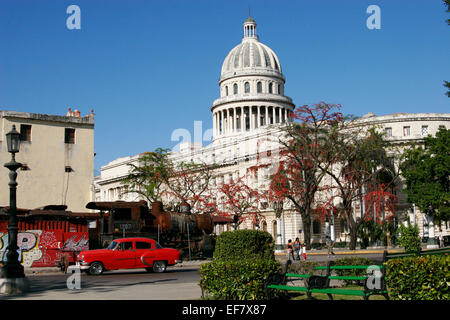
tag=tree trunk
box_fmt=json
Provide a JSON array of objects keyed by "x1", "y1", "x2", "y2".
[{"x1": 301, "y1": 213, "x2": 312, "y2": 250}]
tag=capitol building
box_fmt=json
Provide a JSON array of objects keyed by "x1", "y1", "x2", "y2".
[{"x1": 93, "y1": 17, "x2": 450, "y2": 247}]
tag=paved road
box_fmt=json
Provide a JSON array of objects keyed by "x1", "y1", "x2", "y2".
[
  {"x1": 0, "y1": 250, "x2": 388, "y2": 300},
  {"x1": 1, "y1": 265, "x2": 203, "y2": 300}
]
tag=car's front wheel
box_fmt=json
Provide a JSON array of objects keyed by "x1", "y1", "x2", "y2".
[
  {"x1": 89, "y1": 261, "x2": 104, "y2": 275},
  {"x1": 152, "y1": 261, "x2": 167, "y2": 273}
]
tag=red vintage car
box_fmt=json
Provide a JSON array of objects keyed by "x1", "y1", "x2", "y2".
[{"x1": 76, "y1": 237, "x2": 181, "y2": 275}]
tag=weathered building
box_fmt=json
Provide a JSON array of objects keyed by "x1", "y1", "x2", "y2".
[{"x1": 0, "y1": 108, "x2": 95, "y2": 213}]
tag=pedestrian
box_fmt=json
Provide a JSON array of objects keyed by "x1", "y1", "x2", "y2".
[
  {"x1": 439, "y1": 230, "x2": 444, "y2": 248},
  {"x1": 302, "y1": 244, "x2": 307, "y2": 260},
  {"x1": 286, "y1": 239, "x2": 295, "y2": 261},
  {"x1": 294, "y1": 238, "x2": 301, "y2": 260},
  {"x1": 326, "y1": 235, "x2": 335, "y2": 255}
]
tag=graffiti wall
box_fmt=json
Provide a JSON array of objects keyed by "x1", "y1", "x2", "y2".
[{"x1": 0, "y1": 230, "x2": 89, "y2": 267}]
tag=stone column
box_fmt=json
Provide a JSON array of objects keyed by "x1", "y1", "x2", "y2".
[
  {"x1": 272, "y1": 106, "x2": 276, "y2": 125},
  {"x1": 241, "y1": 106, "x2": 245, "y2": 132},
  {"x1": 249, "y1": 106, "x2": 254, "y2": 130},
  {"x1": 257, "y1": 106, "x2": 260, "y2": 128},
  {"x1": 278, "y1": 107, "x2": 282, "y2": 124},
  {"x1": 265, "y1": 106, "x2": 269, "y2": 126}
]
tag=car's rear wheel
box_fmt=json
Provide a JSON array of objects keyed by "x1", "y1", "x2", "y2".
[
  {"x1": 152, "y1": 261, "x2": 167, "y2": 273},
  {"x1": 89, "y1": 262, "x2": 104, "y2": 275}
]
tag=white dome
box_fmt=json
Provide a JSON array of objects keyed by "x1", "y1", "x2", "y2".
[{"x1": 220, "y1": 18, "x2": 284, "y2": 82}]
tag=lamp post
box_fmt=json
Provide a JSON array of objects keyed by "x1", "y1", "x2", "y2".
[
  {"x1": 273, "y1": 200, "x2": 284, "y2": 252},
  {"x1": 0, "y1": 125, "x2": 29, "y2": 294}
]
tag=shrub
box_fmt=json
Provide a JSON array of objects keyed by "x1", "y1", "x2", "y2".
[
  {"x1": 398, "y1": 224, "x2": 422, "y2": 254},
  {"x1": 334, "y1": 256, "x2": 377, "y2": 285},
  {"x1": 199, "y1": 259, "x2": 282, "y2": 300},
  {"x1": 385, "y1": 254, "x2": 449, "y2": 300},
  {"x1": 200, "y1": 230, "x2": 280, "y2": 300},
  {"x1": 212, "y1": 229, "x2": 275, "y2": 262}
]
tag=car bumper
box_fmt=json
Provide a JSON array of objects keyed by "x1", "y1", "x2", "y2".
[{"x1": 76, "y1": 262, "x2": 90, "y2": 270}]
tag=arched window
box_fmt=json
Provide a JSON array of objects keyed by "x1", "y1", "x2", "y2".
[
  {"x1": 225, "y1": 86, "x2": 228, "y2": 96},
  {"x1": 269, "y1": 83, "x2": 273, "y2": 94},
  {"x1": 244, "y1": 82, "x2": 250, "y2": 93},
  {"x1": 233, "y1": 83, "x2": 238, "y2": 94},
  {"x1": 257, "y1": 81, "x2": 262, "y2": 93}
]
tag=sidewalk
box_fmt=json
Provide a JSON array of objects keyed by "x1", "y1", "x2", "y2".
[{"x1": 274, "y1": 246, "x2": 404, "y2": 256}]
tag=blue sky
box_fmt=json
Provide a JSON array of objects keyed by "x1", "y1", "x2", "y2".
[{"x1": 1, "y1": 0, "x2": 449, "y2": 173}]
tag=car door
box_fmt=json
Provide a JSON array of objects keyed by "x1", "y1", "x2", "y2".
[
  {"x1": 135, "y1": 240, "x2": 154, "y2": 268},
  {"x1": 111, "y1": 241, "x2": 136, "y2": 269}
]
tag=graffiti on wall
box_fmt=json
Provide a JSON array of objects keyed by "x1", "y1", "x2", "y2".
[{"x1": 0, "y1": 230, "x2": 89, "y2": 267}]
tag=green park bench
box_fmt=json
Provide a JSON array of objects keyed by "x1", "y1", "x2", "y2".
[{"x1": 265, "y1": 260, "x2": 389, "y2": 300}]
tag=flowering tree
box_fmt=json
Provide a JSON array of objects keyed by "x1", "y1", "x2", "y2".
[
  {"x1": 268, "y1": 102, "x2": 345, "y2": 249},
  {"x1": 122, "y1": 148, "x2": 172, "y2": 203},
  {"x1": 163, "y1": 160, "x2": 218, "y2": 214},
  {"x1": 122, "y1": 148, "x2": 217, "y2": 213},
  {"x1": 215, "y1": 170, "x2": 266, "y2": 229},
  {"x1": 318, "y1": 126, "x2": 399, "y2": 250}
]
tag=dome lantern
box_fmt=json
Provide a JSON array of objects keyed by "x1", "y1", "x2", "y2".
[{"x1": 243, "y1": 16, "x2": 258, "y2": 40}]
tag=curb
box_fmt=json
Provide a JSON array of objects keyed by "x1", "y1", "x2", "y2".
[{"x1": 275, "y1": 249, "x2": 404, "y2": 256}]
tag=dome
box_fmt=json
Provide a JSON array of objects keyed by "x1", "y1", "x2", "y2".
[{"x1": 220, "y1": 17, "x2": 283, "y2": 82}]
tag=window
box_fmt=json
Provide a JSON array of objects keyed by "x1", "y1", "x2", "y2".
[
  {"x1": 225, "y1": 86, "x2": 228, "y2": 96},
  {"x1": 257, "y1": 81, "x2": 262, "y2": 93},
  {"x1": 135, "y1": 241, "x2": 152, "y2": 249},
  {"x1": 20, "y1": 124, "x2": 32, "y2": 142},
  {"x1": 278, "y1": 84, "x2": 281, "y2": 94},
  {"x1": 385, "y1": 127, "x2": 392, "y2": 137},
  {"x1": 403, "y1": 126, "x2": 410, "y2": 137},
  {"x1": 269, "y1": 83, "x2": 273, "y2": 94},
  {"x1": 312, "y1": 220, "x2": 321, "y2": 234},
  {"x1": 421, "y1": 125, "x2": 429, "y2": 136},
  {"x1": 244, "y1": 82, "x2": 250, "y2": 93},
  {"x1": 65, "y1": 128, "x2": 75, "y2": 144},
  {"x1": 119, "y1": 241, "x2": 133, "y2": 250},
  {"x1": 233, "y1": 83, "x2": 238, "y2": 94}
]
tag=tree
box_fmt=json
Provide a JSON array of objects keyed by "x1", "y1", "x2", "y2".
[
  {"x1": 269, "y1": 102, "x2": 345, "y2": 249},
  {"x1": 122, "y1": 148, "x2": 172, "y2": 203},
  {"x1": 319, "y1": 126, "x2": 399, "y2": 250},
  {"x1": 163, "y1": 160, "x2": 218, "y2": 214},
  {"x1": 400, "y1": 128, "x2": 450, "y2": 223},
  {"x1": 122, "y1": 148, "x2": 217, "y2": 214},
  {"x1": 216, "y1": 171, "x2": 266, "y2": 229}
]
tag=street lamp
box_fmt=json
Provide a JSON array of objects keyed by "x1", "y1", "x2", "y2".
[
  {"x1": 273, "y1": 200, "x2": 284, "y2": 252},
  {"x1": 0, "y1": 125, "x2": 29, "y2": 294}
]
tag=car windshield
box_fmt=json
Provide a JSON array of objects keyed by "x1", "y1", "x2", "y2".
[
  {"x1": 107, "y1": 241, "x2": 118, "y2": 250},
  {"x1": 155, "y1": 242, "x2": 162, "y2": 249}
]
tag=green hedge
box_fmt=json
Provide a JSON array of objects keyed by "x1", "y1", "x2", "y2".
[
  {"x1": 199, "y1": 259, "x2": 282, "y2": 300},
  {"x1": 212, "y1": 229, "x2": 275, "y2": 261},
  {"x1": 200, "y1": 230, "x2": 281, "y2": 300},
  {"x1": 385, "y1": 254, "x2": 449, "y2": 300}
]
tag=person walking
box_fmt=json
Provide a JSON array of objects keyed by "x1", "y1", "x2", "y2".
[
  {"x1": 294, "y1": 238, "x2": 301, "y2": 260},
  {"x1": 286, "y1": 239, "x2": 295, "y2": 261},
  {"x1": 439, "y1": 230, "x2": 444, "y2": 248}
]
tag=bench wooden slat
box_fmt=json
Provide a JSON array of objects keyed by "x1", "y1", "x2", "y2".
[
  {"x1": 267, "y1": 285, "x2": 308, "y2": 292},
  {"x1": 310, "y1": 288, "x2": 365, "y2": 296},
  {"x1": 328, "y1": 276, "x2": 367, "y2": 280},
  {"x1": 285, "y1": 273, "x2": 310, "y2": 278},
  {"x1": 315, "y1": 265, "x2": 383, "y2": 270}
]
